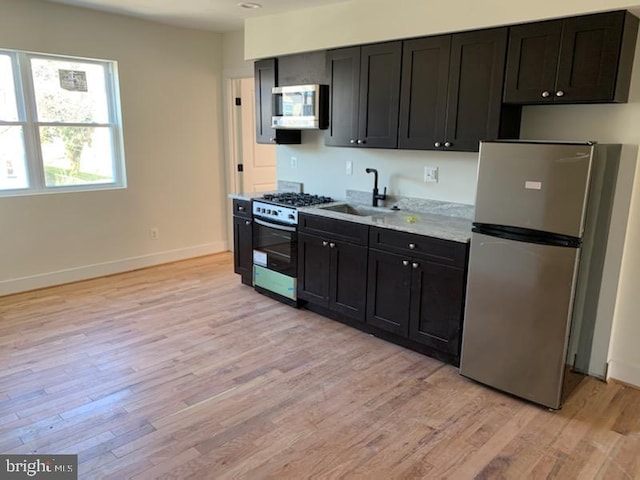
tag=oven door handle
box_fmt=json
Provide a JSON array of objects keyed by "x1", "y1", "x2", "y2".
[{"x1": 254, "y1": 218, "x2": 297, "y2": 232}]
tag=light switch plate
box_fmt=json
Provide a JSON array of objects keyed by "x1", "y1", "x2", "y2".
[{"x1": 424, "y1": 166, "x2": 439, "y2": 183}]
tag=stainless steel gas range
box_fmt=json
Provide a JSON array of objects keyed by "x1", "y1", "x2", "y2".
[{"x1": 251, "y1": 193, "x2": 333, "y2": 305}]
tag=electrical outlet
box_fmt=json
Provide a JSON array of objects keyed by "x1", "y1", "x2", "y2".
[
  {"x1": 346, "y1": 160, "x2": 353, "y2": 175},
  {"x1": 150, "y1": 227, "x2": 159, "y2": 240},
  {"x1": 424, "y1": 166, "x2": 439, "y2": 183},
  {"x1": 290, "y1": 156, "x2": 298, "y2": 169}
]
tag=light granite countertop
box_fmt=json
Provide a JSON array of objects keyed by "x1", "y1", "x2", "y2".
[
  {"x1": 299, "y1": 202, "x2": 472, "y2": 243},
  {"x1": 230, "y1": 189, "x2": 473, "y2": 244}
]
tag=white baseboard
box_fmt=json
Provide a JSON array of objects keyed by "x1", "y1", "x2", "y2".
[
  {"x1": 0, "y1": 241, "x2": 228, "y2": 297},
  {"x1": 607, "y1": 360, "x2": 640, "y2": 388}
]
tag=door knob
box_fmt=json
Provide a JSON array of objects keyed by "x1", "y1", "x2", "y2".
[
  {"x1": 444, "y1": 142, "x2": 452, "y2": 148},
  {"x1": 434, "y1": 142, "x2": 441, "y2": 148},
  {"x1": 555, "y1": 90, "x2": 565, "y2": 97},
  {"x1": 402, "y1": 260, "x2": 409, "y2": 266},
  {"x1": 329, "y1": 242, "x2": 336, "y2": 248},
  {"x1": 322, "y1": 241, "x2": 328, "y2": 247},
  {"x1": 350, "y1": 139, "x2": 356, "y2": 144},
  {"x1": 412, "y1": 262, "x2": 419, "y2": 269},
  {"x1": 541, "y1": 91, "x2": 550, "y2": 98}
]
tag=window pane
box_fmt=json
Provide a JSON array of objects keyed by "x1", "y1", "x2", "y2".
[
  {"x1": 41, "y1": 126, "x2": 115, "y2": 186},
  {"x1": 31, "y1": 58, "x2": 109, "y2": 123},
  {"x1": 0, "y1": 54, "x2": 19, "y2": 121},
  {"x1": 0, "y1": 126, "x2": 29, "y2": 190}
]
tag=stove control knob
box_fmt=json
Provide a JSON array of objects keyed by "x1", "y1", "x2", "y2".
[
  {"x1": 267, "y1": 209, "x2": 272, "y2": 214},
  {"x1": 288, "y1": 214, "x2": 295, "y2": 220},
  {"x1": 272, "y1": 211, "x2": 278, "y2": 216}
]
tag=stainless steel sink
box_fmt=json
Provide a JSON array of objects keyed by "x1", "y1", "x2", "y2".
[{"x1": 318, "y1": 203, "x2": 386, "y2": 216}]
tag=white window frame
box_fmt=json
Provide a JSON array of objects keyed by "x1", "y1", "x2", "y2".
[{"x1": 0, "y1": 49, "x2": 126, "y2": 196}]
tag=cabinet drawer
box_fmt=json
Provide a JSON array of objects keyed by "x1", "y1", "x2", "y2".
[
  {"x1": 233, "y1": 199, "x2": 251, "y2": 218},
  {"x1": 299, "y1": 213, "x2": 369, "y2": 245},
  {"x1": 369, "y1": 227, "x2": 467, "y2": 267}
]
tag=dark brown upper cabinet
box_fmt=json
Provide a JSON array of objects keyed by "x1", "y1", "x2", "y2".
[
  {"x1": 253, "y1": 58, "x2": 301, "y2": 145},
  {"x1": 326, "y1": 42, "x2": 402, "y2": 149},
  {"x1": 399, "y1": 28, "x2": 521, "y2": 152},
  {"x1": 504, "y1": 11, "x2": 639, "y2": 104}
]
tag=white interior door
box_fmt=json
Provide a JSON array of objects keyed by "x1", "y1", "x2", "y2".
[{"x1": 240, "y1": 78, "x2": 276, "y2": 194}]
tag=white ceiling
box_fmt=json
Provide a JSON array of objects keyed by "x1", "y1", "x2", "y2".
[{"x1": 44, "y1": 0, "x2": 350, "y2": 32}]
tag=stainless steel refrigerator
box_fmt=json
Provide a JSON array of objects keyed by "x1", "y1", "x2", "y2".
[{"x1": 459, "y1": 141, "x2": 620, "y2": 409}]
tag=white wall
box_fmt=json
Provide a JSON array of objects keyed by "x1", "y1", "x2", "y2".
[
  {"x1": 0, "y1": 0, "x2": 226, "y2": 295},
  {"x1": 245, "y1": 0, "x2": 640, "y2": 59},
  {"x1": 277, "y1": 133, "x2": 478, "y2": 205},
  {"x1": 245, "y1": 1, "x2": 640, "y2": 387}
]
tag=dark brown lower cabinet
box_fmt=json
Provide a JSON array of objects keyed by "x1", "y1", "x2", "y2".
[
  {"x1": 232, "y1": 201, "x2": 253, "y2": 286},
  {"x1": 366, "y1": 249, "x2": 411, "y2": 336},
  {"x1": 367, "y1": 248, "x2": 466, "y2": 358},
  {"x1": 298, "y1": 232, "x2": 368, "y2": 321}
]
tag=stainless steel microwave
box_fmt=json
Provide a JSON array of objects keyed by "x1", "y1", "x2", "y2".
[{"x1": 271, "y1": 84, "x2": 328, "y2": 129}]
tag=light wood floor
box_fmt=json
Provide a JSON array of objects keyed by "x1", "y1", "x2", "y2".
[{"x1": 1, "y1": 253, "x2": 639, "y2": 479}]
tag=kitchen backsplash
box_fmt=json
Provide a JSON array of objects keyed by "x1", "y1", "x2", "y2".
[{"x1": 276, "y1": 130, "x2": 479, "y2": 205}]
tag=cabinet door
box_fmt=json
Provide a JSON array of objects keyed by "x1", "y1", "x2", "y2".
[
  {"x1": 233, "y1": 216, "x2": 253, "y2": 285},
  {"x1": 330, "y1": 242, "x2": 368, "y2": 322},
  {"x1": 325, "y1": 47, "x2": 360, "y2": 147},
  {"x1": 366, "y1": 249, "x2": 411, "y2": 336},
  {"x1": 445, "y1": 28, "x2": 508, "y2": 152},
  {"x1": 556, "y1": 11, "x2": 627, "y2": 103},
  {"x1": 398, "y1": 36, "x2": 450, "y2": 150},
  {"x1": 254, "y1": 58, "x2": 277, "y2": 144},
  {"x1": 358, "y1": 42, "x2": 402, "y2": 148},
  {"x1": 298, "y1": 233, "x2": 331, "y2": 308},
  {"x1": 503, "y1": 20, "x2": 562, "y2": 104},
  {"x1": 409, "y1": 261, "x2": 465, "y2": 356}
]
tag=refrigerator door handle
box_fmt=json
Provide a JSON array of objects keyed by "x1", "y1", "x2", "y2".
[{"x1": 472, "y1": 223, "x2": 581, "y2": 248}]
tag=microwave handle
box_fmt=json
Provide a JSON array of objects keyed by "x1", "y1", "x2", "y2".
[{"x1": 254, "y1": 218, "x2": 297, "y2": 232}]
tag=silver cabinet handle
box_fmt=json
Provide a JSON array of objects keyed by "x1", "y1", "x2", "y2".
[
  {"x1": 408, "y1": 243, "x2": 416, "y2": 249},
  {"x1": 238, "y1": 205, "x2": 245, "y2": 211},
  {"x1": 244, "y1": 220, "x2": 251, "y2": 225},
  {"x1": 542, "y1": 91, "x2": 550, "y2": 98},
  {"x1": 444, "y1": 142, "x2": 452, "y2": 148},
  {"x1": 269, "y1": 137, "x2": 276, "y2": 142},
  {"x1": 356, "y1": 139, "x2": 364, "y2": 145},
  {"x1": 434, "y1": 142, "x2": 441, "y2": 148},
  {"x1": 556, "y1": 90, "x2": 565, "y2": 97},
  {"x1": 350, "y1": 139, "x2": 356, "y2": 144},
  {"x1": 322, "y1": 241, "x2": 328, "y2": 247},
  {"x1": 329, "y1": 242, "x2": 336, "y2": 248},
  {"x1": 412, "y1": 262, "x2": 419, "y2": 269},
  {"x1": 402, "y1": 260, "x2": 409, "y2": 267}
]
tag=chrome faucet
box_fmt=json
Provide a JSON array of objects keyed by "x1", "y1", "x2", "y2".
[{"x1": 365, "y1": 168, "x2": 387, "y2": 207}]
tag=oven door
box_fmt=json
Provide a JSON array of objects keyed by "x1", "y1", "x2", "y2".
[{"x1": 252, "y1": 217, "x2": 297, "y2": 277}]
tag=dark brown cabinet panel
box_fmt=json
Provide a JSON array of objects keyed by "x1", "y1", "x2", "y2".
[
  {"x1": 505, "y1": 11, "x2": 639, "y2": 104},
  {"x1": 232, "y1": 199, "x2": 253, "y2": 286},
  {"x1": 298, "y1": 232, "x2": 331, "y2": 308},
  {"x1": 366, "y1": 249, "x2": 411, "y2": 336},
  {"x1": 298, "y1": 215, "x2": 369, "y2": 321},
  {"x1": 398, "y1": 36, "x2": 450, "y2": 150},
  {"x1": 399, "y1": 28, "x2": 519, "y2": 152},
  {"x1": 325, "y1": 47, "x2": 360, "y2": 147},
  {"x1": 410, "y1": 260, "x2": 465, "y2": 355},
  {"x1": 254, "y1": 58, "x2": 277, "y2": 144},
  {"x1": 326, "y1": 42, "x2": 402, "y2": 148},
  {"x1": 254, "y1": 58, "x2": 301, "y2": 145}
]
